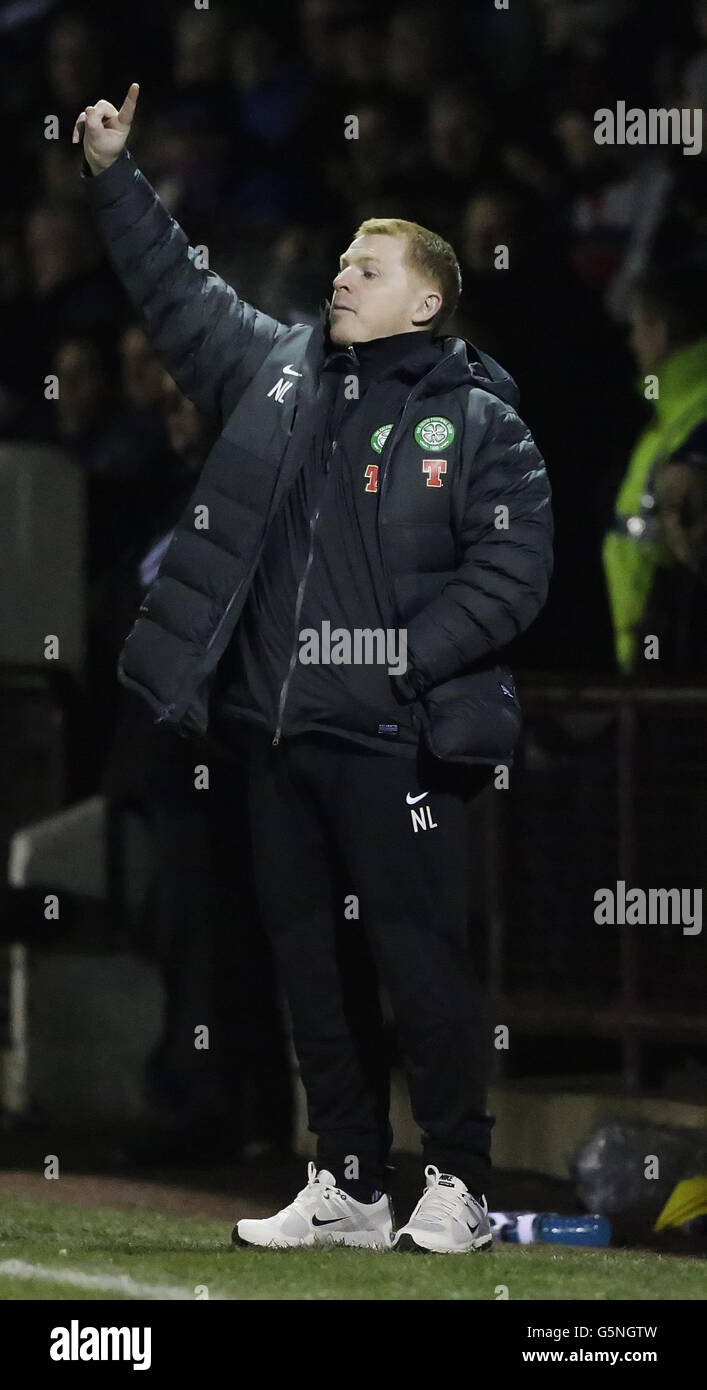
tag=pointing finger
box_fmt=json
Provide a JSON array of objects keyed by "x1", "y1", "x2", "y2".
[{"x1": 118, "y1": 82, "x2": 140, "y2": 128}]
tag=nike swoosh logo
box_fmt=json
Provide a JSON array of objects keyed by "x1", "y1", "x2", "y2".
[
  {"x1": 283, "y1": 364, "x2": 303, "y2": 376},
  {"x1": 311, "y1": 1214, "x2": 347, "y2": 1227},
  {"x1": 406, "y1": 791, "x2": 429, "y2": 805}
]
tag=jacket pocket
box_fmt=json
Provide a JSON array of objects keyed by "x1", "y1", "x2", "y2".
[{"x1": 419, "y1": 664, "x2": 522, "y2": 764}]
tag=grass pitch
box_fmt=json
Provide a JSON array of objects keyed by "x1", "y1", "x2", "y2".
[{"x1": 0, "y1": 1195, "x2": 705, "y2": 1300}]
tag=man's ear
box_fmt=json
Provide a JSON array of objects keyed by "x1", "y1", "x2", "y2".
[{"x1": 413, "y1": 290, "x2": 442, "y2": 327}]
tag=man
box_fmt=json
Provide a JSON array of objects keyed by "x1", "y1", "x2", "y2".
[
  {"x1": 75, "y1": 83, "x2": 553, "y2": 1254},
  {"x1": 603, "y1": 264, "x2": 707, "y2": 676}
]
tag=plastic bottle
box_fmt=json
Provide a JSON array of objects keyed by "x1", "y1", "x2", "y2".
[{"x1": 488, "y1": 1211, "x2": 611, "y2": 1246}]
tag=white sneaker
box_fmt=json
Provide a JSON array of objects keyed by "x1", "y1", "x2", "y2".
[
  {"x1": 233, "y1": 1162, "x2": 394, "y2": 1250},
  {"x1": 392, "y1": 1165, "x2": 493, "y2": 1254}
]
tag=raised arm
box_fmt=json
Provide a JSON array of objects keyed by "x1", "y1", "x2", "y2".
[{"x1": 73, "y1": 84, "x2": 287, "y2": 424}]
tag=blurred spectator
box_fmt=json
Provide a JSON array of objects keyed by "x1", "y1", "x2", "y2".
[
  {"x1": 383, "y1": 6, "x2": 454, "y2": 95},
  {"x1": 228, "y1": 23, "x2": 310, "y2": 147},
  {"x1": 299, "y1": 0, "x2": 360, "y2": 74},
  {"x1": 44, "y1": 331, "x2": 172, "y2": 590},
  {"x1": 458, "y1": 177, "x2": 635, "y2": 669},
  {"x1": 400, "y1": 86, "x2": 498, "y2": 242},
  {"x1": 50, "y1": 332, "x2": 163, "y2": 475},
  {"x1": 551, "y1": 101, "x2": 673, "y2": 316},
  {"x1": 38, "y1": 141, "x2": 81, "y2": 201},
  {"x1": 135, "y1": 111, "x2": 229, "y2": 226},
  {"x1": 532, "y1": 0, "x2": 650, "y2": 113},
  {"x1": 331, "y1": 13, "x2": 386, "y2": 90},
  {"x1": 26, "y1": 200, "x2": 94, "y2": 296},
  {"x1": 655, "y1": 433, "x2": 707, "y2": 581},
  {"x1": 46, "y1": 11, "x2": 104, "y2": 119},
  {"x1": 646, "y1": 7, "x2": 707, "y2": 290},
  {"x1": 325, "y1": 100, "x2": 413, "y2": 230},
  {"x1": 216, "y1": 19, "x2": 322, "y2": 232},
  {"x1": 173, "y1": 6, "x2": 231, "y2": 88},
  {"x1": 24, "y1": 199, "x2": 127, "y2": 373},
  {"x1": 258, "y1": 225, "x2": 334, "y2": 324},
  {"x1": 683, "y1": 0, "x2": 707, "y2": 109},
  {"x1": 52, "y1": 335, "x2": 116, "y2": 456},
  {"x1": 639, "y1": 447, "x2": 707, "y2": 677},
  {"x1": 119, "y1": 323, "x2": 163, "y2": 410},
  {"x1": 603, "y1": 262, "x2": 707, "y2": 676}
]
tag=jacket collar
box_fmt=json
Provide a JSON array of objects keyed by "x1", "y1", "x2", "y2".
[
  {"x1": 316, "y1": 298, "x2": 520, "y2": 407},
  {"x1": 317, "y1": 296, "x2": 469, "y2": 396}
]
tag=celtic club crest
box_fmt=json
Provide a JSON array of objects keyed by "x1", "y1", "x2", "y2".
[
  {"x1": 370, "y1": 423, "x2": 393, "y2": 454},
  {"x1": 414, "y1": 416, "x2": 455, "y2": 451}
]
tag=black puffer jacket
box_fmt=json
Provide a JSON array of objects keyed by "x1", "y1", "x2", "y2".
[{"x1": 82, "y1": 148, "x2": 553, "y2": 765}]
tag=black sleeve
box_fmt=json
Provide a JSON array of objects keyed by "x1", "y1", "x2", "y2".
[
  {"x1": 80, "y1": 149, "x2": 288, "y2": 425},
  {"x1": 392, "y1": 397, "x2": 554, "y2": 692}
]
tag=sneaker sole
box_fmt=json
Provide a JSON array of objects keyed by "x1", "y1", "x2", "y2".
[
  {"x1": 232, "y1": 1225, "x2": 392, "y2": 1251},
  {"x1": 393, "y1": 1232, "x2": 494, "y2": 1255}
]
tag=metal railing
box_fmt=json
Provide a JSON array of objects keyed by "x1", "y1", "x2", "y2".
[{"x1": 483, "y1": 679, "x2": 707, "y2": 1093}]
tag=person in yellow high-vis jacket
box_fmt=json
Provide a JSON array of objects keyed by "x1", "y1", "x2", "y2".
[{"x1": 603, "y1": 265, "x2": 707, "y2": 675}]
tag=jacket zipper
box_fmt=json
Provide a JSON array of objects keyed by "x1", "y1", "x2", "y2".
[
  {"x1": 271, "y1": 440, "x2": 337, "y2": 746},
  {"x1": 271, "y1": 346, "x2": 356, "y2": 746}
]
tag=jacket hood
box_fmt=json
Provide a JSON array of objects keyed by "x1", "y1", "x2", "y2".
[
  {"x1": 462, "y1": 340, "x2": 520, "y2": 409},
  {"x1": 317, "y1": 297, "x2": 520, "y2": 409}
]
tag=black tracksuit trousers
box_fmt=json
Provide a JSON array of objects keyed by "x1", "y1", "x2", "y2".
[{"x1": 242, "y1": 725, "x2": 496, "y2": 1195}]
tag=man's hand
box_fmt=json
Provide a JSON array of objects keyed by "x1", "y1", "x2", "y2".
[{"x1": 72, "y1": 82, "x2": 140, "y2": 175}]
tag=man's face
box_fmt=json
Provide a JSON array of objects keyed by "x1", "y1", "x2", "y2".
[{"x1": 329, "y1": 233, "x2": 440, "y2": 344}]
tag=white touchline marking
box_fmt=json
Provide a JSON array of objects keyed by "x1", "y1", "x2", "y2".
[{"x1": 0, "y1": 1259, "x2": 227, "y2": 1301}]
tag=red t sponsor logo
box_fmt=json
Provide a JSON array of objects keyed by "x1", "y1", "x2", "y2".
[
  {"x1": 422, "y1": 458, "x2": 447, "y2": 487},
  {"x1": 364, "y1": 463, "x2": 379, "y2": 492}
]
